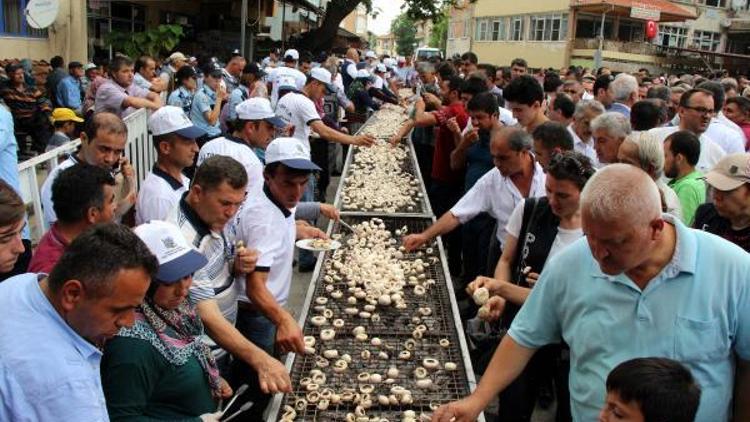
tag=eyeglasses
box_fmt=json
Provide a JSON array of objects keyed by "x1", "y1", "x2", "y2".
[{"x1": 683, "y1": 105, "x2": 715, "y2": 116}]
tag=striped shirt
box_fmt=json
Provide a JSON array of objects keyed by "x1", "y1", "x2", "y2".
[{"x1": 0, "y1": 84, "x2": 52, "y2": 120}]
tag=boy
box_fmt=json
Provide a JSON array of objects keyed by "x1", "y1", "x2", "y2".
[
  {"x1": 47, "y1": 108, "x2": 83, "y2": 151},
  {"x1": 600, "y1": 357, "x2": 701, "y2": 422}
]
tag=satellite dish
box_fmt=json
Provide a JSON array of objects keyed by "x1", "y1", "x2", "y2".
[{"x1": 25, "y1": 0, "x2": 59, "y2": 29}]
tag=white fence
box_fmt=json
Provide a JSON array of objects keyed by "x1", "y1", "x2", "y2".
[{"x1": 17, "y1": 108, "x2": 156, "y2": 243}]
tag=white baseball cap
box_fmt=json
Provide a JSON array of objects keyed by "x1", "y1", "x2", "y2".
[
  {"x1": 365, "y1": 51, "x2": 377, "y2": 59},
  {"x1": 134, "y1": 221, "x2": 208, "y2": 283},
  {"x1": 265, "y1": 137, "x2": 321, "y2": 171},
  {"x1": 375, "y1": 63, "x2": 387, "y2": 73},
  {"x1": 168, "y1": 52, "x2": 187, "y2": 63},
  {"x1": 148, "y1": 106, "x2": 206, "y2": 138},
  {"x1": 356, "y1": 69, "x2": 373, "y2": 80},
  {"x1": 283, "y1": 49, "x2": 299, "y2": 61},
  {"x1": 236, "y1": 98, "x2": 287, "y2": 128},
  {"x1": 310, "y1": 67, "x2": 335, "y2": 94}
]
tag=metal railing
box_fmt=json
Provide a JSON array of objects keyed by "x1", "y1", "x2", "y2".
[{"x1": 17, "y1": 108, "x2": 155, "y2": 242}]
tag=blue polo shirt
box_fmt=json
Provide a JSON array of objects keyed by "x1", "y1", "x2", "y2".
[
  {"x1": 509, "y1": 215, "x2": 750, "y2": 421},
  {"x1": 190, "y1": 85, "x2": 221, "y2": 137}
]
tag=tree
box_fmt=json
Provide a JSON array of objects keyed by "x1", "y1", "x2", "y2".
[
  {"x1": 105, "y1": 24, "x2": 185, "y2": 59},
  {"x1": 297, "y1": 0, "x2": 474, "y2": 52},
  {"x1": 429, "y1": 7, "x2": 449, "y2": 51},
  {"x1": 391, "y1": 13, "x2": 418, "y2": 57}
]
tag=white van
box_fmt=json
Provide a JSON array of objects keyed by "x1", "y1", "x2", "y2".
[{"x1": 414, "y1": 47, "x2": 443, "y2": 62}]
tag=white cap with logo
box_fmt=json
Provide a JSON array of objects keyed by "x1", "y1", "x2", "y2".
[
  {"x1": 283, "y1": 49, "x2": 299, "y2": 61},
  {"x1": 235, "y1": 98, "x2": 287, "y2": 128},
  {"x1": 134, "y1": 221, "x2": 208, "y2": 283},
  {"x1": 265, "y1": 137, "x2": 321, "y2": 171},
  {"x1": 310, "y1": 67, "x2": 335, "y2": 93},
  {"x1": 148, "y1": 106, "x2": 206, "y2": 138}
]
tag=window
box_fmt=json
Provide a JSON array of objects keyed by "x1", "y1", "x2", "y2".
[
  {"x1": 698, "y1": 0, "x2": 726, "y2": 7},
  {"x1": 475, "y1": 17, "x2": 506, "y2": 41},
  {"x1": 475, "y1": 18, "x2": 488, "y2": 41},
  {"x1": 529, "y1": 14, "x2": 568, "y2": 41},
  {"x1": 618, "y1": 19, "x2": 644, "y2": 42},
  {"x1": 1, "y1": 0, "x2": 48, "y2": 37},
  {"x1": 491, "y1": 18, "x2": 505, "y2": 41},
  {"x1": 511, "y1": 16, "x2": 524, "y2": 41},
  {"x1": 693, "y1": 30, "x2": 721, "y2": 51},
  {"x1": 657, "y1": 25, "x2": 687, "y2": 48}
]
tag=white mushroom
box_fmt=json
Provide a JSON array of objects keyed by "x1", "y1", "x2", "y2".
[{"x1": 472, "y1": 286, "x2": 490, "y2": 306}]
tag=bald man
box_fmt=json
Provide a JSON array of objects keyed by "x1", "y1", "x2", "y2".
[
  {"x1": 341, "y1": 48, "x2": 360, "y2": 92},
  {"x1": 433, "y1": 164, "x2": 750, "y2": 422}
]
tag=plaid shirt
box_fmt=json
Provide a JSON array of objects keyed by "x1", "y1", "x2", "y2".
[{"x1": 0, "y1": 84, "x2": 52, "y2": 121}]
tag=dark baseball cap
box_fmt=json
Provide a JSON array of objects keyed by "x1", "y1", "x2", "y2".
[{"x1": 243, "y1": 62, "x2": 265, "y2": 77}]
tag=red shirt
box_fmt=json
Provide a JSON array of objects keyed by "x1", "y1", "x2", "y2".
[
  {"x1": 431, "y1": 101, "x2": 469, "y2": 185},
  {"x1": 28, "y1": 224, "x2": 69, "y2": 274},
  {"x1": 740, "y1": 122, "x2": 750, "y2": 151}
]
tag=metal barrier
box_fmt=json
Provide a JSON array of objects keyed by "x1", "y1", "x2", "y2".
[{"x1": 17, "y1": 108, "x2": 155, "y2": 242}]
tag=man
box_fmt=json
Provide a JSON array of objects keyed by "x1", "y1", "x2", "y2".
[
  {"x1": 593, "y1": 74, "x2": 614, "y2": 109},
  {"x1": 223, "y1": 62, "x2": 268, "y2": 129},
  {"x1": 159, "y1": 51, "x2": 188, "y2": 92},
  {"x1": 724, "y1": 96, "x2": 750, "y2": 148},
  {"x1": 630, "y1": 99, "x2": 663, "y2": 131},
  {"x1": 548, "y1": 94, "x2": 575, "y2": 126},
  {"x1": 404, "y1": 128, "x2": 546, "y2": 260},
  {"x1": 275, "y1": 67, "x2": 374, "y2": 153},
  {"x1": 199, "y1": 97, "x2": 286, "y2": 197},
  {"x1": 167, "y1": 155, "x2": 291, "y2": 395},
  {"x1": 0, "y1": 223, "x2": 157, "y2": 420},
  {"x1": 531, "y1": 121, "x2": 574, "y2": 170},
  {"x1": 95, "y1": 55, "x2": 162, "y2": 118},
  {"x1": 592, "y1": 111, "x2": 631, "y2": 165},
  {"x1": 261, "y1": 48, "x2": 279, "y2": 69},
  {"x1": 232, "y1": 137, "x2": 322, "y2": 418},
  {"x1": 581, "y1": 74, "x2": 596, "y2": 100},
  {"x1": 81, "y1": 62, "x2": 98, "y2": 95},
  {"x1": 136, "y1": 106, "x2": 206, "y2": 225},
  {"x1": 133, "y1": 55, "x2": 167, "y2": 93},
  {"x1": 649, "y1": 88, "x2": 726, "y2": 173},
  {"x1": 55, "y1": 61, "x2": 85, "y2": 114},
  {"x1": 694, "y1": 153, "x2": 750, "y2": 252},
  {"x1": 460, "y1": 52, "x2": 478, "y2": 77},
  {"x1": 433, "y1": 164, "x2": 750, "y2": 422},
  {"x1": 665, "y1": 131, "x2": 705, "y2": 226},
  {"x1": 608, "y1": 73, "x2": 639, "y2": 118},
  {"x1": 510, "y1": 58, "x2": 528, "y2": 80},
  {"x1": 569, "y1": 99, "x2": 605, "y2": 166},
  {"x1": 340, "y1": 48, "x2": 361, "y2": 92},
  {"x1": 412, "y1": 75, "x2": 470, "y2": 274},
  {"x1": 29, "y1": 164, "x2": 116, "y2": 273},
  {"x1": 697, "y1": 81, "x2": 745, "y2": 154},
  {"x1": 504, "y1": 75, "x2": 549, "y2": 134},
  {"x1": 0, "y1": 180, "x2": 27, "y2": 276},
  {"x1": 41, "y1": 112, "x2": 136, "y2": 226},
  {"x1": 46, "y1": 56, "x2": 67, "y2": 104},
  {"x1": 47, "y1": 107, "x2": 83, "y2": 151},
  {"x1": 1, "y1": 63, "x2": 53, "y2": 154},
  {"x1": 266, "y1": 49, "x2": 307, "y2": 106},
  {"x1": 561, "y1": 79, "x2": 583, "y2": 103},
  {"x1": 223, "y1": 54, "x2": 246, "y2": 93}
]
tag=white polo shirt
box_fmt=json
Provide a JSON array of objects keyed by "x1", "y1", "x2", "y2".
[
  {"x1": 648, "y1": 126, "x2": 726, "y2": 173},
  {"x1": 40, "y1": 155, "x2": 77, "y2": 226},
  {"x1": 197, "y1": 135, "x2": 264, "y2": 197},
  {"x1": 234, "y1": 185, "x2": 296, "y2": 306},
  {"x1": 135, "y1": 166, "x2": 189, "y2": 225},
  {"x1": 267, "y1": 66, "x2": 307, "y2": 106},
  {"x1": 705, "y1": 118, "x2": 745, "y2": 154},
  {"x1": 567, "y1": 124, "x2": 600, "y2": 167},
  {"x1": 275, "y1": 92, "x2": 321, "y2": 153},
  {"x1": 167, "y1": 196, "x2": 239, "y2": 323},
  {"x1": 450, "y1": 161, "x2": 547, "y2": 246}
]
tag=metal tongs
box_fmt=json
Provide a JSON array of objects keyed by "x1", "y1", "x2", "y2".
[
  {"x1": 217, "y1": 384, "x2": 250, "y2": 421},
  {"x1": 338, "y1": 219, "x2": 356, "y2": 233}
]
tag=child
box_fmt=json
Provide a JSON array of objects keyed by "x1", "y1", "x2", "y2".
[
  {"x1": 600, "y1": 357, "x2": 701, "y2": 422},
  {"x1": 47, "y1": 108, "x2": 83, "y2": 151}
]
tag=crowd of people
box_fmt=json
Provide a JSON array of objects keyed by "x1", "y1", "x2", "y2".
[{"x1": 0, "y1": 44, "x2": 749, "y2": 422}]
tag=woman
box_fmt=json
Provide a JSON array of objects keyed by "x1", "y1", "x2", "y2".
[
  {"x1": 467, "y1": 151, "x2": 596, "y2": 422},
  {"x1": 190, "y1": 65, "x2": 227, "y2": 145},
  {"x1": 102, "y1": 221, "x2": 232, "y2": 421},
  {"x1": 168, "y1": 65, "x2": 198, "y2": 115}
]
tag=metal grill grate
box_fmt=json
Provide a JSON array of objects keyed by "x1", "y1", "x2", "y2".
[{"x1": 271, "y1": 216, "x2": 474, "y2": 421}]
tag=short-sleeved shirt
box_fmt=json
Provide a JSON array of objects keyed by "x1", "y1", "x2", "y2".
[
  {"x1": 431, "y1": 102, "x2": 469, "y2": 185},
  {"x1": 226, "y1": 85, "x2": 250, "y2": 123},
  {"x1": 234, "y1": 185, "x2": 296, "y2": 306},
  {"x1": 505, "y1": 199, "x2": 583, "y2": 262},
  {"x1": 167, "y1": 87, "x2": 194, "y2": 114},
  {"x1": 668, "y1": 170, "x2": 706, "y2": 226},
  {"x1": 508, "y1": 214, "x2": 750, "y2": 421},
  {"x1": 0, "y1": 107, "x2": 29, "y2": 239},
  {"x1": 275, "y1": 92, "x2": 321, "y2": 153},
  {"x1": 190, "y1": 85, "x2": 222, "y2": 137},
  {"x1": 133, "y1": 72, "x2": 153, "y2": 91},
  {"x1": 55, "y1": 76, "x2": 83, "y2": 111},
  {"x1": 135, "y1": 166, "x2": 190, "y2": 225},
  {"x1": 568, "y1": 124, "x2": 599, "y2": 167},
  {"x1": 95, "y1": 79, "x2": 150, "y2": 118},
  {"x1": 40, "y1": 155, "x2": 77, "y2": 226},
  {"x1": 464, "y1": 129, "x2": 494, "y2": 191},
  {"x1": 706, "y1": 117, "x2": 745, "y2": 154},
  {"x1": 46, "y1": 131, "x2": 71, "y2": 151},
  {"x1": 27, "y1": 224, "x2": 68, "y2": 274},
  {"x1": 167, "y1": 195, "x2": 238, "y2": 323},
  {"x1": 649, "y1": 126, "x2": 726, "y2": 173},
  {"x1": 197, "y1": 135, "x2": 264, "y2": 197},
  {"x1": 266, "y1": 66, "x2": 307, "y2": 106},
  {"x1": 0, "y1": 273, "x2": 109, "y2": 421},
  {"x1": 451, "y1": 163, "x2": 547, "y2": 245}
]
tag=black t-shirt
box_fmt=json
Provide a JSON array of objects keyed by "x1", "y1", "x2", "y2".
[{"x1": 693, "y1": 203, "x2": 750, "y2": 252}]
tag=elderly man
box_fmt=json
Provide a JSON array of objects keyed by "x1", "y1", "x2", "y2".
[
  {"x1": 133, "y1": 55, "x2": 167, "y2": 93},
  {"x1": 0, "y1": 63, "x2": 53, "y2": 154},
  {"x1": 95, "y1": 55, "x2": 162, "y2": 118},
  {"x1": 0, "y1": 223, "x2": 157, "y2": 420},
  {"x1": 694, "y1": 153, "x2": 750, "y2": 252},
  {"x1": 223, "y1": 54, "x2": 246, "y2": 93},
  {"x1": 55, "y1": 61, "x2": 85, "y2": 114},
  {"x1": 617, "y1": 131, "x2": 682, "y2": 219},
  {"x1": 159, "y1": 51, "x2": 188, "y2": 91},
  {"x1": 591, "y1": 112, "x2": 631, "y2": 165},
  {"x1": 40, "y1": 112, "x2": 136, "y2": 227},
  {"x1": 433, "y1": 164, "x2": 750, "y2": 422},
  {"x1": 608, "y1": 73, "x2": 639, "y2": 118},
  {"x1": 340, "y1": 48, "x2": 361, "y2": 92},
  {"x1": 569, "y1": 99, "x2": 605, "y2": 165},
  {"x1": 649, "y1": 88, "x2": 726, "y2": 173}
]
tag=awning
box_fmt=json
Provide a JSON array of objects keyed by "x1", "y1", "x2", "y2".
[{"x1": 572, "y1": 0, "x2": 697, "y2": 23}]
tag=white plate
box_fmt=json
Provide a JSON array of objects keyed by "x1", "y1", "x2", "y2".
[{"x1": 295, "y1": 239, "x2": 341, "y2": 252}]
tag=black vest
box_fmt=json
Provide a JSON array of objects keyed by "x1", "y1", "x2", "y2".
[
  {"x1": 501, "y1": 197, "x2": 560, "y2": 329},
  {"x1": 340, "y1": 60, "x2": 354, "y2": 92}
]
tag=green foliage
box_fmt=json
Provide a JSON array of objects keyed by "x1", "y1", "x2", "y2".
[
  {"x1": 105, "y1": 24, "x2": 185, "y2": 59},
  {"x1": 429, "y1": 7, "x2": 449, "y2": 51},
  {"x1": 391, "y1": 13, "x2": 418, "y2": 57},
  {"x1": 403, "y1": 0, "x2": 476, "y2": 23}
]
